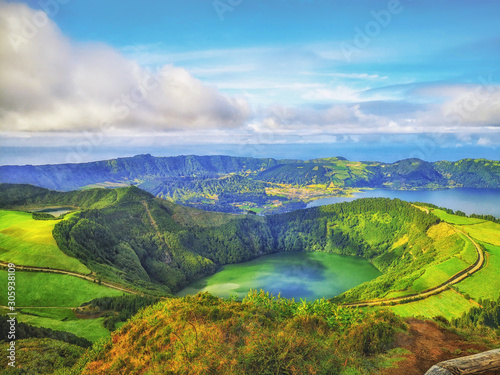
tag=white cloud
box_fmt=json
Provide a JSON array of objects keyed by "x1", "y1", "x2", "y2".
[
  {"x1": 477, "y1": 137, "x2": 492, "y2": 146},
  {"x1": 0, "y1": 2, "x2": 250, "y2": 133},
  {"x1": 0, "y1": 2, "x2": 498, "y2": 144}
]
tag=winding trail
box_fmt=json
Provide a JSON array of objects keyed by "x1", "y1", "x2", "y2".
[
  {"x1": 0, "y1": 261, "x2": 139, "y2": 296},
  {"x1": 344, "y1": 224, "x2": 484, "y2": 308}
]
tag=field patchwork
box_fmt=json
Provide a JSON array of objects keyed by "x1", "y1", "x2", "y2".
[{"x1": 386, "y1": 289, "x2": 476, "y2": 320}]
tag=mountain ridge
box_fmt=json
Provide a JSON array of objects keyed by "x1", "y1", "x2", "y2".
[{"x1": 1, "y1": 154, "x2": 498, "y2": 215}]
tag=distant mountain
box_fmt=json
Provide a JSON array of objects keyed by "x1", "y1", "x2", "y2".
[
  {"x1": 0, "y1": 154, "x2": 282, "y2": 191},
  {"x1": 0, "y1": 155, "x2": 498, "y2": 214}
]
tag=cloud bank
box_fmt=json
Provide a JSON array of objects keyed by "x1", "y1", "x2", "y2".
[
  {"x1": 0, "y1": 1, "x2": 499, "y2": 144},
  {"x1": 0, "y1": 1, "x2": 250, "y2": 133}
]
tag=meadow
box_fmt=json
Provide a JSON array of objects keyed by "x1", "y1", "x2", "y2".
[
  {"x1": 0, "y1": 210, "x2": 89, "y2": 273},
  {"x1": 0, "y1": 270, "x2": 125, "y2": 307},
  {"x1": 387, "y1": 289, "x2": 476, "y2": 319},
  {"x1": 0, "y1": 269, "x2": 127, "y2": 342},
  {"x1": 459, "y1": 221, "x2": 500, "y2": 246},
  {"x1": 430, "y1": 208, "x2": 486, "y2": 225},
  {"x1": 383, "y1": 208, "x2": 500, "y2": 318}
]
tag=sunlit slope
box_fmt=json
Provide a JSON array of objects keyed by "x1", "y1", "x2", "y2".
[
  {"x1": 74, "y1": 292, "x2": 407, "y2": 375},
  {"x1": 0, "y1": 210, "x2": 89, "y2": 273},
  {"x1": 2, "y1": 183, "x2": 496, "y2": 311},
  {"x1": 0, "y1": 270, "x2": 123, "y2": 307},
  {"x1": 0, "y1": 269, "x2": 125, "y2": 342},
  {"x1": 455, "y1": 219, "x2": 500, "y2": 301},
  {"x1": 384, "y1": 208, "x2": 500, "y2": 319}
]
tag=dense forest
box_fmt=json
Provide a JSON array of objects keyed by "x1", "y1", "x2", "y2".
[
  {"x1": 1, "y1": 183, "x2": 448, "y2": 301},
  {"x1": 78, "y1": 295, "x2": 162, "y2": 331},
  {"x1": 0, "y1": 316, "x2": 91, "y2": 348}
]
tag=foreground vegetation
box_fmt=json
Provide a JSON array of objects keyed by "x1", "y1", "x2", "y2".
[
  {"x1": 72, "y1": 291, "x2": 500, "y2": 375},
  {"x1": 0, "y1": 338, "x2": 85, "y2": 374},
  {"x1": 73, "y1": 292, "x2": 408, "y2": 374}
]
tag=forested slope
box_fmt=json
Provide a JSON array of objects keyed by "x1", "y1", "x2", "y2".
[{"x1": 0, "y1": 183, "x2": 464, "y2": 303}]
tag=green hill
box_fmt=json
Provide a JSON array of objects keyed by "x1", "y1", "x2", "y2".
[
  {"x1": 0, "y1": 183, "x2": 466, "y2": 302},
  {"x1": 2, "y1": 183, "x2": 500, "y2": 374}
]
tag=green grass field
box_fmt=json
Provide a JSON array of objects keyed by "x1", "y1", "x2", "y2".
[
  {"x1": 0, "y1": 210, "x2": 89, "y2": 273},
  {"x1": 385, "y1": 210, "x2": 500, "y2": 319},
  {"x1": 430, "y1": 209, "x2": 485, "y2": 225},
  {"x1": 455, "y1": 242, "x2": 500, "y2": 301},
  {"x1": 456, "y1": 233, "x2": 479, "y2": 264},
  {"x1": 459, "y1": 221, "x2": 500, "y2": 247},
  {"x1": 385, "y1": 222, "x2": 475, "y2": 299},
  {"x1": 410, "y1": 257, "x2": 469, "y2": 292},
  {"x1": 0, "y1": 307, "x2": 110, "y2": 342},
  {"x1": 386, "y1": 289, "x2": 476, "y2": 320},
  {"x1": 0, "y1": 270, "x2": 125, "y2": 307}
]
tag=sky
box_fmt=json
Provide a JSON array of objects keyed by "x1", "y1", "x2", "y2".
[{"x1": 0, "y1": 0, "x2": 499, "y2": 164}]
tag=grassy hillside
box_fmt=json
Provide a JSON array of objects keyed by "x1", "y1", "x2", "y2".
[
  {"x1": 5, "y1": 309, "x2": 111, "y2": 343},
  {"x1": 4, "y1": 183, "x2": 487, "y2": 306},
  {"x1": 1, "y1": 184, "x2": 500, "y2": 374},
  {"x1": 383, "y1": 207, "x2": 500, "y2": 319},
  {"x1": 0, "y1": 271, "x2": 124, "y2": 307},
  {"x1": 73, "y1": 292, "x2": 408, "y2": 375},
  {"x1": 0, "y1": 210, "x2": 89, "y2": 273}
]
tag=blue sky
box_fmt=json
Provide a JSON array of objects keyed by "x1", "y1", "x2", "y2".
[{"x1": 1, "y1": 0, "x2": 499, "y2": 163}]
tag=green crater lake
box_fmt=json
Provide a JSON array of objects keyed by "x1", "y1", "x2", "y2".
[{"x1": 176, "y1": 252, "x2": 381, "y2": 300}]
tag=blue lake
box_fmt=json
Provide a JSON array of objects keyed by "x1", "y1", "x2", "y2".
[
  {"x1": 176, "y1": 252, "x2": 381, "y2": 300},
  {"x1": 306, "y1": 188, "x2": 500, "y2": 218}
]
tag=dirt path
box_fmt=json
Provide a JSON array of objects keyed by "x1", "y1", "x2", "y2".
[
  {"x1": 0, "y1": 305, "x2": 80, "y2": 309},
  {"x1": 142, "y1": 200, "x2": 161, "y2": 237},
  {"x1": 345, "y1": 224, "x2": 484, "y2": 307},
  {"x1": 382, "y1": 318, "x2": 494, "y2": 375},
  {"x1": 0, "y1": 261, "x2": 139, "y2": 295}
]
